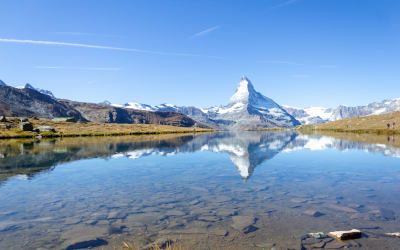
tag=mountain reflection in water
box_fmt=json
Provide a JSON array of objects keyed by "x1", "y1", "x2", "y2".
[{"x1": 1, "y1": 131, "x2": 400, "y2": 182}]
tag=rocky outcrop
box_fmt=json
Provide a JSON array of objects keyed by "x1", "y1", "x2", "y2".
[
  {"x1": 0, "y1": 85, "x2": 84, "y2": 120},
  {"x1": 59, "y1": 100, "x2": 201, "y2": 127},
  {"x1": 0, "y1": 83, "x2": 203, "y2": 128},
  {"x1": 328, "y1": 229, "x2": 362, "y2": 240}
]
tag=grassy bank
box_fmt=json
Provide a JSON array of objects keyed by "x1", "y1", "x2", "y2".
[
  {"x1": 0, "y1": 118, "x2": 214, "y2": 139},
  {"x1": 298, "y1": 111, "x2": 400, "y2": 135}
]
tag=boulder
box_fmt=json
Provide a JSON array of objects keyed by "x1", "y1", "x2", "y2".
[
  {"x1": 142, "y1": 238, "x2": 174, "y2": 250},
  {"x1": 52, "y1": 117, "x2": 76, "y2": 122},
  {"x1": 20, "y1": 117, "x2": 29, "y2": 122},
  {"x1": 328, "y1": 229, "x2": 362, "y2": 240},
  {"x1": 231, "y1": 215, "x2": 258, "y2": 234},
  {"x1": 0, "y1": 124, "x2": 11, "y2": 129},
  {"x1": 66, "y1": 238, "x2": 108, "y2": 250},
  {"x1": 303, "y1": 209, "x2": 324, "y2": 217},
  {"x1": 0, "y1": 116, "x2": 7, "y2": 122},
  {"x1": 386, "y1": 232, "x2": 400, "y2": 238},
  {"x1": 20, "y1": 122, "x2": 33, "y2": 131},
  {"x1": 36, "y1": 126, "x2": 56, "y2": 133},
  {"x1": 308, "y1": 232, "x2": 328, "y2": 239}
]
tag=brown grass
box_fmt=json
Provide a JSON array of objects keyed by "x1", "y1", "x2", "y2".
[
  {"x1": 300, "y1": 111, "x2": 400, "y2": 135},
  {"x1": 0, "y1": 118, "x2": 214, "y2": 139}
]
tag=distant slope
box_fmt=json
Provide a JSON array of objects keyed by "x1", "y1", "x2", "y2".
[
  {"x1": 0, "y1": 85, "x2": 84, "y2": 120},
  {"x1": 60, "y1": 100, "x2": 203, "y2": 127},
  {"x1": 0, "y1": 82, "x2": 204, "y2": 128},
  {"x1": 313, "y1": 111, "x2": 400, "y2": 133},
  {"x1": 286, "y1": 98, "x2": 400, "y2": 125}
]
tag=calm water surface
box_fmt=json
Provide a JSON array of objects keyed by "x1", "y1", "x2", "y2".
[{"x1": 0, "y1": 132, "x2": 400, "y2": 249}]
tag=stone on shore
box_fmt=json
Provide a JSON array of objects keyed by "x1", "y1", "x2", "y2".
[
  {"x1": 328, "y1": 229, "x2": 362, "y2": 240},
  {"x1": 20, "y1": 121, "x2": 33, "y2": 131},
  {"x1": 36, "y1": 125, "x2": 57, "y2": 133}
]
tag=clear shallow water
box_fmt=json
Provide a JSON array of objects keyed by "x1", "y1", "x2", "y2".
[{"x1": 0, "y1": 132, "x2": 400, "y2": 249}]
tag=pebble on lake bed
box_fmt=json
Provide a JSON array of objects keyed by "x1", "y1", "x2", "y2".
[
  {"x1": 303, "y1": 209, "x2": 324, "y2": 217},
  {"x1": 308, "y1": 232, "x2": 328, "y2": 239},
  {"x1": 328, "y1": 229, "x2": 362, "y2": 240},
  {"x1": 231, "y1": 215, "x2": 258, "y2": 234},
  {"x1": 386, "y1": 232, "x2": 400, "y2": 238}
]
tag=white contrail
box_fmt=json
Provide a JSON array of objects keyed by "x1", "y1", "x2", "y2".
[
  {"x1": 191, "y1": 25, "x2": 221, "y2": 38},
  {"x1": 0, "y1": 38, "x2": 223, "y2": 59},
  {"x1": 34, "y1": 66, "x2": 121, "y2": 71}
]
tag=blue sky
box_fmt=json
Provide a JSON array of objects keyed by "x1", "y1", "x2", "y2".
[{"x1": 0, "y1": 0, "x2": 399, "y2": 108}]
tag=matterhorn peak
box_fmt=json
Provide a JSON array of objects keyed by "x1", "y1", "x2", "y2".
[{"x1": 229, "y1": 76, "x2": 256, "y2": 104}]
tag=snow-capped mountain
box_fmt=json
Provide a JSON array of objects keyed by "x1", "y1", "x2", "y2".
[
  {"x1": 111, "y1": 76, "x2": 400, "y2": 127},
  {"x1": 285, "y1": 98, "x2": 400, "y2": 125},
  {"x1": 113, "y1": 102, "x2": 156, "y2": 111},
  {"x1": 17, "y1": 83, "x2": 55, "y2": 98},
  {"x1": 283, "y1": 106, "x2": 334, "y2": 125},
  {"x1": 206, "y1": 77, "x2": 300, "y2": 129},
  {"x1": 113, "y1": 77, "x2": 300, "y2": 129}
]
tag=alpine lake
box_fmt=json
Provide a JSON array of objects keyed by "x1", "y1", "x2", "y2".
[{"x1": 0, "y1": 131, "x2": 399, "y2": 249}]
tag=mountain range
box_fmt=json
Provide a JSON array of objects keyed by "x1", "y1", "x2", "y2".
[
  {"x1": 111, "y1": 77, "x2": 400, "y2": 127},
  {"x1": 0, "y1": 81, "x2": 202, "y2": 127},
  {"x1": 1, "y1": 77, "x2": 400, "y2": 129}
]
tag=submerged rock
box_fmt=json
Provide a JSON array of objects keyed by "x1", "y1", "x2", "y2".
[
  {"x1": 142, "y1": 237, "x2": 174, "y2": 250},
  {"x1": 327, "y1": 204, "x2": 358, "y2": 213},
  {"x1": 66, "y1": 238, "x2": 107, "y2": 250},
  {"x1": 301, "y1": 234, "x2": 332, "y2": 250},
  {"x1": 307, "y1": 232, "x2": 328, "y2": 239},
  {"x1": 231, "y1": 215, "x2": 258, "y2": 234},
  {"x1": 328, "y1": 229, "x2": 362, "y2": 240},
  {"x1": 369, "y1": 208, "x2": 396, "y2": 221},
  {"x1": 386, "y1": 232, "x2": 400, "y2": 238},
  {"x1": 303, "y1": 209, "x2": 324, "y2": 217}
]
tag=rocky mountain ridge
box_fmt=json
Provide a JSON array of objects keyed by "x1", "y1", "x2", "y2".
[
  {"x1": 285, "y1": 98, "x2": 400, "y2": 125},
  {"x1": 114, "y1": 77, "x2": 300, "y2": 129},
  {"x1": 2, "y1": 77, "x2": 400, "y2": 128},
  {"x1": 0, "y1": 82, "x2": 202, "y2": 128}
]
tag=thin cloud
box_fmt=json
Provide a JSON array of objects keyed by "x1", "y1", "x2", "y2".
[
  {"x1": 0, "y1": 38, "x2": 223, "y2": 59},
  {"x1": 258, "y1": 60, "x2": 305, "y2": 66},
  {"x1": 258, "y1": 60, "x2": 337, "y2": 69},
  {"x1": 45, "y1": 32, "x2": 121, "y2": 38},
  {"x1": 34, "y1": 66, "x2": 121, "y2": 71},
  {"x1": 269, "y1": 0, "x2": 300, "y2": 10},
  {"x1": 191, "y1": 25, "x2": 221, "y2": 38}
]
